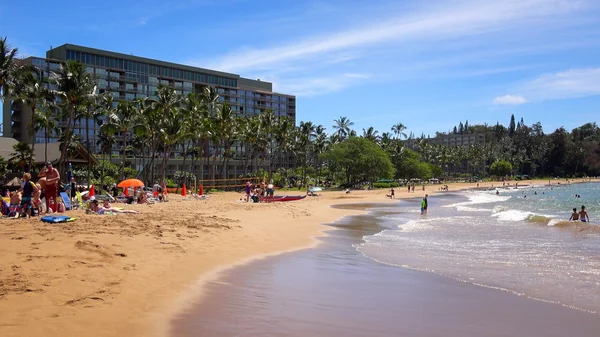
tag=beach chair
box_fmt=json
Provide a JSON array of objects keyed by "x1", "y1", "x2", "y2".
[{"x1": 60, "y1": 192, "x2": 76, "y2": 210}]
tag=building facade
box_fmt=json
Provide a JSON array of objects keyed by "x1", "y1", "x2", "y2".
[{"x1": 3, "y1": 44, "x2": 296, "y2": 179}]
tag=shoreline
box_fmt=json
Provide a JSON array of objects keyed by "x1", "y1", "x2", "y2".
[
  {"x1": 173, "y1": 195, "x2": 600, "y2": 337},
  {"x1": 0, "y1": 178, "x2": 597, "y2": 336}
]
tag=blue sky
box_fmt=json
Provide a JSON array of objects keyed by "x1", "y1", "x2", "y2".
[{"x1": 2, "y1": 0, "x2": 600, "y2": 137}]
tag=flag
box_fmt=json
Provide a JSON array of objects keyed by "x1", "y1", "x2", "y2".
[
  {"x1": 89, "y1": 185, "x2": 95, "y2": 197},
  {"x1": 181, "y1": 184, "x2": 187, "y2": 197}
]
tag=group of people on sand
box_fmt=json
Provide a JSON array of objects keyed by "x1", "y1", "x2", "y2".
[
  {"x1": 6, "y1": 162, "x2": 61, "y2": 218},
  {"x1": 569, "y1": 206, "x2": 590, "y2": 222},
  {"x1": 243, "y1": 180, "x2": 274, "y2": 203}
]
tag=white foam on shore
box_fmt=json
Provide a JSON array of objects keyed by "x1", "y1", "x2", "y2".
[{"x1": 444, "y1": 192, "x2": 511, "y2": 209}]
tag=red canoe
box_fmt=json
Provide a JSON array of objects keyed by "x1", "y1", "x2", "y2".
[{"x1": 269, "y1": 195, "x2": 307, "y2": 202}]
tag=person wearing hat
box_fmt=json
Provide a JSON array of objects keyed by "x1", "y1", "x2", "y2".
[{"x1": 38, "y1": 162, "x2": 60, "y2": 212}]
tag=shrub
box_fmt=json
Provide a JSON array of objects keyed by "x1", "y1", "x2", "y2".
[{"x1": 373, "y1": 182, "x2": 391, "y2": 188}]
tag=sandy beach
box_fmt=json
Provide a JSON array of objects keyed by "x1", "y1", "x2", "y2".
[{"x1": 0, "y1": 179, "x2": 595, "y2": 337}]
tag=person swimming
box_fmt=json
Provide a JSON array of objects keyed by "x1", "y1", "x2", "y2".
[
  {"x1": 569, "y1": 208, "x2": 579, "y2": 221},
  {"x1": 579, "y1": 206, "x2": 589, "y2": 222}
]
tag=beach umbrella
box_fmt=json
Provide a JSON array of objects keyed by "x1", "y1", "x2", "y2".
[
  {"x1": 89, "y1": 185, "x2": 95, "y2": 197},
  {"x1": 117, "y1": 179, "x2": 145, "y2": 188},
  {"x1": 181, "y1": 184, "x2": 187, "y2": 197}
]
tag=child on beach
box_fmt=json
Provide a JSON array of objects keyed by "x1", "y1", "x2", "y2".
[
  {"x1": 18, "y1": 173, "x2": 39, "y2": 218},
  {"x1": 8, "y1": 190, "x2": 22, "y2": 217}
]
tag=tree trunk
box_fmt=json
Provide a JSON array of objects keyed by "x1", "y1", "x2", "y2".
[
  {"x1": 86, "y1": 109, "x2": 91, "y2": 187},
  {"x1": 44, "y1": 128, "x2": 49, "y2": 163},
  {"x1": 30, "y1": 105, "x2": 36, "y2": 172},
  {"x1": 59, "y1": 105, "x2": 75, "y2": 179},
  {"x1": 181, "y1": 141, "x2": 189, "y2": 190},
  {"x1": 122, "y1": 128, "x2": 127, "y2": 180}
]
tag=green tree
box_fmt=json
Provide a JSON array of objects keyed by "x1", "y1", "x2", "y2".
[
  {"x1": 9, "y1": 142, "x2": 34, "y2": 172},
  {"x1": 391, "y1": 122, "x2": 407, "y2": 139},
  {"x1": 490, "y1": 160, "x2": 513, "y2": 177},
  {"x1": 509, "y1": 114, "x2": 516, "y2": 137},
  {"x1": 321, "y1": 137, "x2": 394, "y2": 185},
  {"x1": 13, "y1": 70, "x2": 54, "y2": 162},
  {"x1": 361, "y1": 126, "x2": 380, "y2": 142},
  {"x1": 53, "y1": 60, "x2": 96, "y2": 177},
  {"x1": 0, "y1": 36, "x2": 18, "y2": 99},
  {"x1": 0, "y1": 156, "x2": 8, "y2": 181},
  {"x1": 332, "y1": 116, "x2": 354, "y2": 141}
]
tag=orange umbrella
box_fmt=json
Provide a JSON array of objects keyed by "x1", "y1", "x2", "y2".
[{"x1": 117, "y1": 179, "x2": 145, "y2": 188}]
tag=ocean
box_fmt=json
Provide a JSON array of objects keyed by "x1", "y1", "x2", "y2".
[
  {"x1": 174, "y1": 183, "x2": 600, "y2": 337},
  {"x1": 357, "y1": 182, "x2": 600, "y2": 313}
]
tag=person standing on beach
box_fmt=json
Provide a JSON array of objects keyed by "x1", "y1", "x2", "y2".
[
  {"x1": 38, "y1": 162, "x2": 60, "y2": 212},
  {"x1": 421, "y1": 194, "x2": 428, "y2": 215},
  {"x1": 245, "y1": 181, "x2": 252, "y2": 202},
  {"x1": 390, "y1": 187, "x2": 395, "y2": 199},
  {"x1": 579, "y1": 206, "x2": 589, "y2": 222}
]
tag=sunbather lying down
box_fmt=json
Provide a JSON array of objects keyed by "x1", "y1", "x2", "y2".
[{"x1": 87, "y1": 200, "x2": 140, "y2": 214}]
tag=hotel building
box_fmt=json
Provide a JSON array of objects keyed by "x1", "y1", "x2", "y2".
[{"x1": 3, "y1": 44, "x2": 296, "y2": 179}]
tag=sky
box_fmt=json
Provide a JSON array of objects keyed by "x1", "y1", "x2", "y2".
[{"x1": 2, "y1": 0, "x2": 600, "y2": 137}]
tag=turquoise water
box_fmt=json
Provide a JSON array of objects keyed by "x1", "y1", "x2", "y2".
[{"x1": 357, "y1": 182, "x2": 600, "y2": 313}]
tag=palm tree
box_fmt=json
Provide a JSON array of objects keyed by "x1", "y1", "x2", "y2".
[
  {"x1": 361, "y1": 126, "x2": 380, "y2": 142},
  {"x1": 379, "y1": 132, "x2": 392, "y2": 150},
  {"x1": 239, "y1": 115, "x2": 260, "y2": 175},
  {"x1": 391, "y1": 122, "x2": 408, "y2": 140},
  {"x1": 9, "y1": 142, "x2": 34, "y2": 172},
  {"x1": 104, "y1": 100, "x2": 140, "y2": 179},
  {"x1": 153, "y1": 85, "x2": 182, "y2": 182},
  {"x1": 13, "y1": 70, "x2": 53, "y2": 163},
  {"x1": 260, "y1": 110, "x2": 277, "y2": 179},
  {"x1": 332, "y1": 116, "x2": 354, "y2": 141},
  {"x1": 135, "y1": 96, "x2": 160, "y2": 182},
  {"x1": 297, "y1": 121, "x2": 316, "y2": 187},
  {"x1": 274, "y1": 116, "x2": 295, "y2": 176},
  {"x1": 53, "y1": 60, "x2": 95, "y2": 176},
  {"x1": 34, "y1": 104, "x2": 59, "y2": 163},
  {"x1": 78, "y1": 89, "x2": 104, "y2": 186},
  {"x1": 214, "y1": 102, "x2": 236, "y2": 185},
  {"x1": 313, "y1": 125, "x2": 328, "y2": 183},
  {"x1": 0, "y1": 36, "x2": 18, "y2": 100}
]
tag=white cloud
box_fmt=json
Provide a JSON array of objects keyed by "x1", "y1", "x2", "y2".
[
  {"x1": 276, "y1": 73, "x2": 372, "y2": 97},
  {"x1": 182, "y1": 0, "x2": 599, "y2": 98},
  {"x1": 200, "y1": 0, "x2": 590, "y2": 73},
  {"x1": 493, "y1": 94, "x2": 528, "y2": 105},
  {"x1": 521, "y1": 68, "x2": 600, "y2": 101}
]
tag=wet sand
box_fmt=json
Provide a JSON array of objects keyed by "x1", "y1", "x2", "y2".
[{"x1": 173, "y1": 203, "x2": 600, "y2": 337}]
